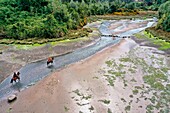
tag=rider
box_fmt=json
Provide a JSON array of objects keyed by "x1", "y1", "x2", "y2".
[
  {"x1": 48, "y1": 57, "x2": 54, "y2": 62},
  {"x1": 13, "y1": 72, "x2": 20, "y2": 81}
]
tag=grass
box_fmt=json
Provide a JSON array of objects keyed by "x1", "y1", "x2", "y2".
[
  {"x1": 145, "y1": 27, "x2": 170, "y2": 42},
  {"x1": 82, "y1": 95, "x2": 92, "y2": 100},
  {"x1": 150, "y1": 96, "x2": 156, "y2": 104},
  {"x1": 105, "y1": 60, "x2": 113, "y2": 67},
  {"x1": 135, "y1": 30, "x2": 170, "y2": 50},
  {"x1": 98, "y1": 99, "x2": 110, "y2": 104},
  {"x1": 153, "y1": 82, "x2": 164, "y2": 90},
  {"x1": 107, "y1": 77, "x2": 115, "y2": 86},
  {"x1": 128, "y1": 68, "x2": 136, "y2": 73},
  {"x1": 72, "y1": 89, "x2": 82, "y2": 96},
  {"x1": 119, "y1": 57, "x2": 131, "y2": 62},
  {"x1": 146, "y1": 104, "x2": 154, "y2": 112},
  {"x1": 132, "y1": 89, "x2": 139, "y2": 95},
  {"x1": 108, "y1": 70, "x2": 126, "y2": 77},
  {"x1": 125, "y1": 105, "x2": 131, "y2": 111},
  {"x1": 153, "y1": 39, "x2": 170, "y2": 50},
  {"x1": 143, "y1": 73, "x2": 168, "y2": 90}
]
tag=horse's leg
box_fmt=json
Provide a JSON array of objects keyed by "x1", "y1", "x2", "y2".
[
  {"x1": 10, "y1": 79, "x2": 13, "y2": 83},
  {"x1": 16, "y1": 76, "x2": 20, "y2": 80}
]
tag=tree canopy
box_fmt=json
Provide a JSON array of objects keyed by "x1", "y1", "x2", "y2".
[
  {"x1": 157, "y1": 1, "x2": 170, "y2": 32},
  {"x1": 0, "y1": 0, "x2": 169, "y2": 40}
]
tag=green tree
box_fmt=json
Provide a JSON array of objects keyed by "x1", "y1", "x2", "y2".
[{"x1": 157, "y1": 1, "x2": 170, "y2": 32}]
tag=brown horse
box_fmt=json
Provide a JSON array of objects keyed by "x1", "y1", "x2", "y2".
[
  {"x1": 10, "y1": 72, "x2": 20, "y2": 84},
  {"x1": 47, "y1": 57, "x2": 54, "y2": 66}
]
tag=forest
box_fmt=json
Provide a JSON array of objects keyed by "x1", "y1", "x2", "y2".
[{"x1": 0, "y1": 0, "x2": 169, "y2": 40}]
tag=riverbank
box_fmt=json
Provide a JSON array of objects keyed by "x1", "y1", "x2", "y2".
[
  {"x1": 133, "y1": 30, "x2": 170, "y2": 54},
  {"x1": 145, "y1": 27, "x2": 170, "y2": 42},
  {"x1": 1, "y1": 37, "x2": 170, "y2": 113}
]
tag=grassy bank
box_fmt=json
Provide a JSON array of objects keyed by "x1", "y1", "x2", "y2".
[
  {"x1": 145, "y1": 27, "x2": 170, "y2": 42},
  {"x1": 134, "y1": 30, "x2": 170, "y2": 50}
]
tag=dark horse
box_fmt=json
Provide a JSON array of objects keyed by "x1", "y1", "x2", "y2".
[
  {"x1": 10, "y1": 72, "x2": 20, "y2": 84},
  {"x1": 47, "y1": 57, "x2": 54, "y2": 66}
]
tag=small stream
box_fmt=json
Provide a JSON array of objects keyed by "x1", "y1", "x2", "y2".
[{"x1": 0, "y1": 19, "x2": 155, "y2": 101}]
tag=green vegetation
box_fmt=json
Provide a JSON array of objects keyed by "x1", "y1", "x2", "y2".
[
  {"x1": 104, "y1": 44, "x2": 170, "y2": 112},
  {"x1": 0, "y1": 0, "x2": 164, "y2": 44},
  {"x1": 89, "y1": 106, "x2": 94, "y2": 111},
  {"x1": 157, "y1": 1, "x2": 170, "y2": 32},
  {"x1": 145, "y1": 27, "x2": 170, "y2": 42},
  {"x1": 105, "y1": 60, "x2": 113, "y2": 67},
  {"x1": 128, "y1": 68, "x2": 136, "y2": 73},
  {"x1": 125, "y1": 105, "x2": 131, "y2": 111},
  {"x1": 98, "y1": 99, "x2": 110, "y2": 104},
  {"x1": 144, "y1": 1, "x2": 170, "y2": 44},
  {"x1": 72, "y1": 89, "x2": 81, "y2": 96},
  {"x1": 107, "y1": 108, "x2": 112, "y2": 113},
  {"x1": 132, "y1": 89, "x2": 139, "y2": 95},
  {"x1": 119, "y1": 57, "x2": 131, "y2": 62},
  {"x1": 135, "y1": 31, "x2": 170, "y2": 50}
]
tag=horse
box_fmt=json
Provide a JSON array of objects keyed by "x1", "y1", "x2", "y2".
[
  {"x1": 47, "y1": 57, "x2": 54, "y2": 66},
  {"x1": 10, "y1": 72, "x2": 20, "y2": 84}
]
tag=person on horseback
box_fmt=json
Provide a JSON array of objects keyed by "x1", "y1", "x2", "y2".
[
  {"x1": 47, "y1": 57, "x2": 54, "y2": 66},
  {"x1": 10, "y1": 72, "x2": 20, "y2": 83}
]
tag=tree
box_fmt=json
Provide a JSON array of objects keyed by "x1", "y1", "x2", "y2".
[{"x1": 157, "y1": 1, "x2": 170, "y2": 32}]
